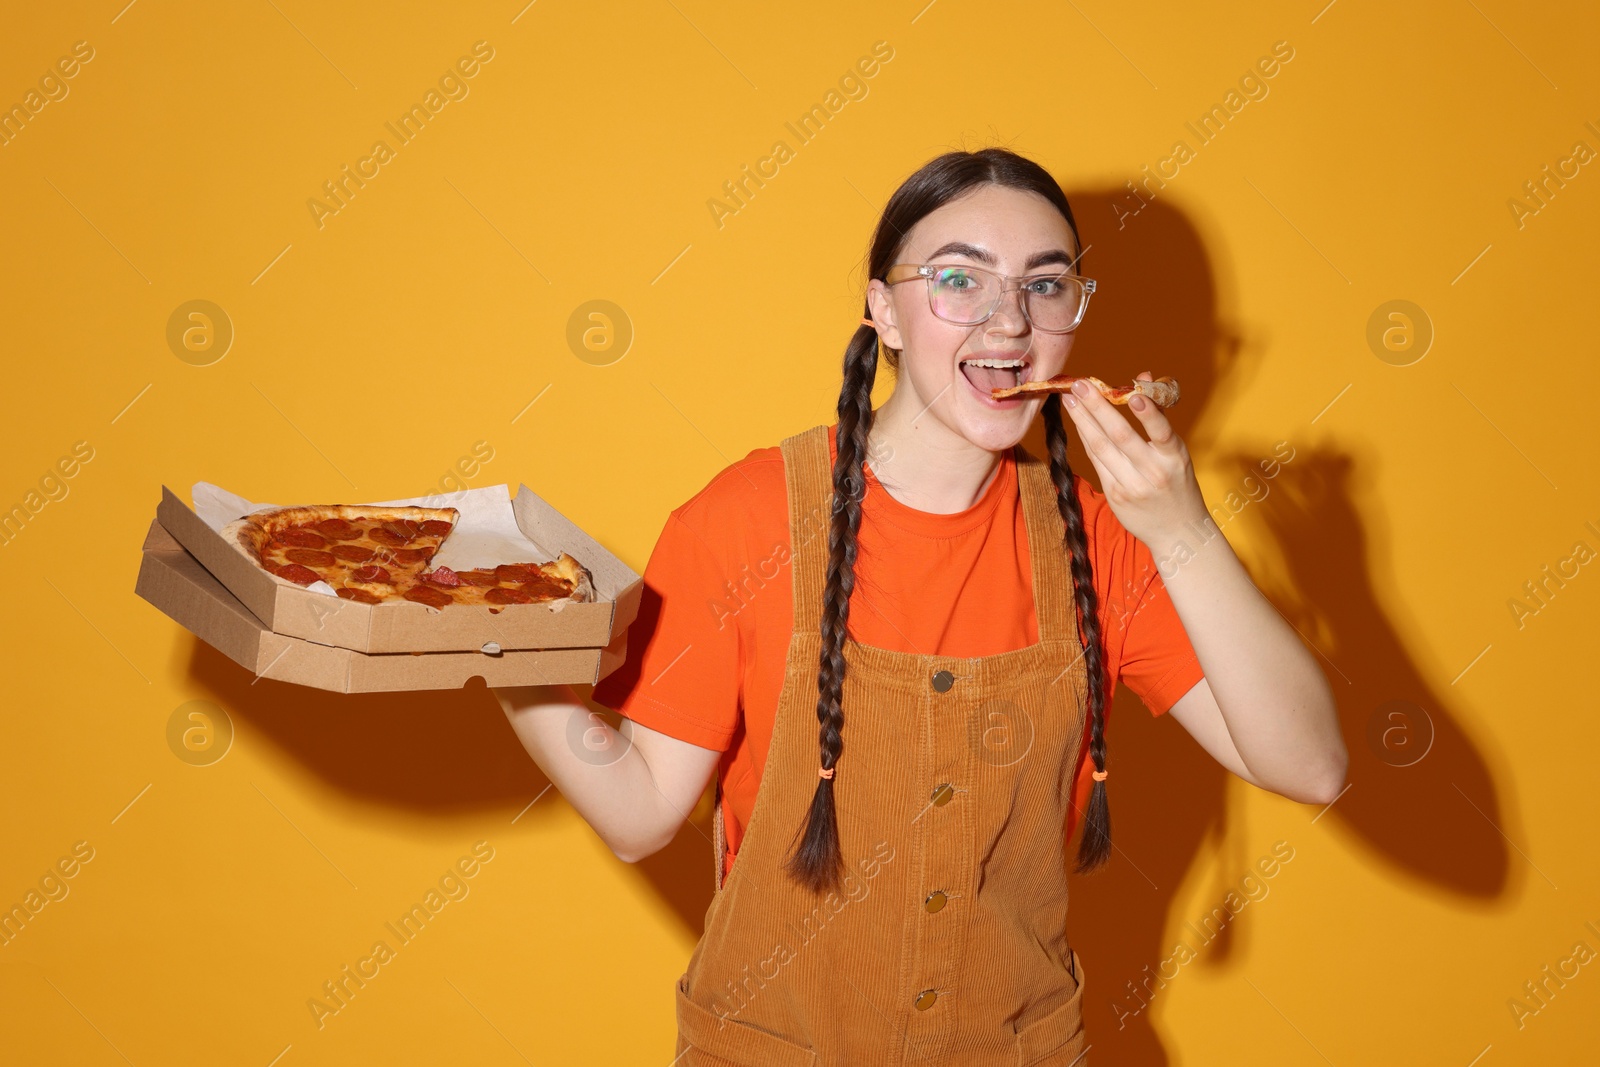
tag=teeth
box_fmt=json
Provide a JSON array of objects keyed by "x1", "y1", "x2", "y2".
[{"x1": 961, "y1": 358, "x2": 1024, "y2": 368}]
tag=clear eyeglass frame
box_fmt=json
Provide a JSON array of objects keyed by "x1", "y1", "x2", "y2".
[{"x1": 883, "y1": 262, "x2": 1098, "y2": 334}]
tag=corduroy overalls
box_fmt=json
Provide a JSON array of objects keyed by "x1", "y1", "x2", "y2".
[{"x1": 675, "y1": 423, "x2": 1093, "y2": 1065}]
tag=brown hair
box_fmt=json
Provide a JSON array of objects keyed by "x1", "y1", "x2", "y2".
[{"x1": 782, "y1": 147, "x2": 1112, "y2": 893}]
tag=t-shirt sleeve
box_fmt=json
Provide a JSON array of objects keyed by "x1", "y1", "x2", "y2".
[
  {"x1": 1115, "y1": 537, "x2": 1204, "y2": 717},
  {"x1": 588, "y1": 512, "x2": 742, "y2": 751}
]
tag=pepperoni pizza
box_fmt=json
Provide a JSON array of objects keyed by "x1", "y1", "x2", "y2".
[
  {"x1": 990, "y1": 374, "x2": 1181, "y2": 407},
  {"x1": 223, "y1": 504, "x2": 595, "y2": 609}
]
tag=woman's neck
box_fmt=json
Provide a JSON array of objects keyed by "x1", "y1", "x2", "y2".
[{"x1": 862, "y1": 391, "x2": 1003, "y2": 515}]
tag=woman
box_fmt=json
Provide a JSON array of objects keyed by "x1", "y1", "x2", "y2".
[{"x1": 496, "y1": 147, "x2": 1346, "y2": 1064}]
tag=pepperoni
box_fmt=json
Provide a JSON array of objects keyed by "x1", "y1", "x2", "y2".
[
  {"x1": 279, "y1": 528, "x2": 328, "y2": 548},
  {"x1": 273, "y1": 563, "x2": 321, "y2": 586},
  {"x1": 419, "y1": 520, "x2": 453, "y2": 537},
  {"x1": 330, "y1": 544, "x2": 376, "y2": 563},
  {"x1": 391, "y1": 547, "x2": 434, "y2": 565},
  {"x1": 518, "y1": 577, "x2": 572, "y2": 599},
  {"x1": 285, "y1": 548, "x2": 338, "y2": 568},
  {"x1": 369, "y1": 527, "x2": 408, "y2": 547},
  {"x1": 496, "y1": 563, "x2": 544, "y2": 583},
  {"x1": 456, "y1": 569, "x2": 501, "y2": 587},
  {"x1": 351, "y1": 565, "x2": 392, "y2": 584},
  {"x1": 314, "y1": 518, "x2": 362, "y2": 540},
  {"x1": 425, "y1": 566, "x2": 461, "y2": 587},
  {"x1": 403, "y1": 585, "x2": 454, "y2": 608},
  {"x1": 381, "y1": 519, "x2": 422, "y2": 542},
  {"x1": 485, "y1": 587, "x2": 535, "y2": 605},
  {"x1": 336, "y1": 587, "x2": 382, "y2": 604}
]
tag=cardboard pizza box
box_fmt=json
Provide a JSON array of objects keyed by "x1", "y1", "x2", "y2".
[
  {"x1": 135, "y1": 520, "x2": 627, "y2": 692},
  {"x1": 153, "y1": 485, "x2": 641, "y2": 655}
]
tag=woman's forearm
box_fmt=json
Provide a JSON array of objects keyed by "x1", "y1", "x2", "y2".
[
  {"x1": 1147, "y1": 518, "x2": 1347, "y2": 801},
  {"x1": 494, "y1": 685, "x2": 677, "y2": 862}
]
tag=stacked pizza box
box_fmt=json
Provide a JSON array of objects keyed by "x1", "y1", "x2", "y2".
[{"x1": 134, "y1": 485, "x2": 641, "y2": 693}]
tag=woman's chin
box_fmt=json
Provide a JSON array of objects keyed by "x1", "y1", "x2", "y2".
[{"x1": 952, "y1": 401, "x2": 1033, "y2": 453}]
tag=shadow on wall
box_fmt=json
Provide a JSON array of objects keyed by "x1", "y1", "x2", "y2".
[
  {"x1": 1021, "y1": 192, "x2": 1507, "y2": 1063},
  {"x1": 184, "y1": 190, "x2": 1508, "y2": 1066},
  {"x1": 183, "y1": 633, "x2": 719, "y2": 943}
]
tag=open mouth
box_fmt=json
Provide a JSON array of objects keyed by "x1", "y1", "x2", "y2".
[{"x1": 958, "y1": 353, "x2": 1032, "y2": 394}]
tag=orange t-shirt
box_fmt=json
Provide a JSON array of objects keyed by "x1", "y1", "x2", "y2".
[{"x1": 591, "y1": 424, "x2": 1204, "y2": 882}]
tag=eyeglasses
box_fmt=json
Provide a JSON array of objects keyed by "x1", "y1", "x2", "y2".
[{"x1": 883, "y1": 262, "x2": 1097, "y2": 334}]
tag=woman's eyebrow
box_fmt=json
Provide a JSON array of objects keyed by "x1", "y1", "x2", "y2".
[
  {"x1": 926, "y1": 241, "x2": 1080, "y2": 271},
  {"x1": 1024, "y1": 248, "x2": 1079, "y2": 271}
]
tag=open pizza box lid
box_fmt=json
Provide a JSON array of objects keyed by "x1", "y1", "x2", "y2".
[
  {"x1": 135, "y1": 520, "x2": 628, "y2": 692},
  {"x1": 153, "y1": 484, "x2": 642, "y2": 655}
]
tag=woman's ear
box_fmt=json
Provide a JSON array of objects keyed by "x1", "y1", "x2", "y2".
[{"x1": 865, "y1": 279, "x2": 904, "y2": 352}]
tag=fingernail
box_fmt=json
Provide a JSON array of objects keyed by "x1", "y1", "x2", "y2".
[
  {"x1": 1071, "y1": 379, "x2": 1089, "y2": 395},
  {"x1": 1064, "y1": 393, "x2": 1078, "y2": 409}
]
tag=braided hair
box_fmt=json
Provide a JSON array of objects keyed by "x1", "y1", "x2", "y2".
[{"x1": 782, "y1": 148, "x2": 1112, "y2": 893}]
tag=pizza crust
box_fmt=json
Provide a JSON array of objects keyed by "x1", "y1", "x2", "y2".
[
  {"x1": 244, "y1": 503, "x2": 460, "y2": 532},
  {"x1": 221, "y1": 516, "x2": 274, "y2": 567},
  {"x1": 547, "y1": 551, "x2": 596, "y2": 603}
]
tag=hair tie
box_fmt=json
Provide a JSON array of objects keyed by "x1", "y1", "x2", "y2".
[
  {"x1": 860, "y1": 316, "x2": 874, "y2": 327},
  {"x1": 818, "y1": 765, "x2": 835, "y2": 780},
  {"x1": 1091, "y1": 769, "x2": 1108, "y2": 782}
]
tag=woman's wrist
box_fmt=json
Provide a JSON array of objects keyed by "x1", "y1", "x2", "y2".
[{"x1": 1137, "y1": 500, "x2": 1220, "y2": 567}]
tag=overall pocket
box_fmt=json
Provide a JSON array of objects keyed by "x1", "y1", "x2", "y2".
[
  {"x1": 1013, "y1": 948, "x2": 1089, "y2": 1066},
  {"x1": 675, "y1": 973, "x2": 818, "y2": 1067}
]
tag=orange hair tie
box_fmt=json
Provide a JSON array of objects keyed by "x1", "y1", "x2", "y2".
[
  {"x1": 819, "y1": 765, "x2": 836, "y2": 780},
  {"x1": 860, "y1": 316, "x2": 874, "y2": 327},
  {"x1": 1092, "y1": 769, "x2": 1108, "y2": 782}
]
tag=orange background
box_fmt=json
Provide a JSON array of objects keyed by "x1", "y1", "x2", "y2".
[{"x1": 2, "y1": 2, "x2": 1596, "y2": 1063}]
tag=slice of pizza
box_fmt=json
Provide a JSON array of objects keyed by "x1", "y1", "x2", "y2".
[
  {"x1": 412, "y1": 557, "x2": 597, "y2": 608},
  {"x1": 990, "y1": 374, "x2": 1181, "y2": 407},
  {"x1": 222, "y1": 503, "x2": 595, "y2": 609}
]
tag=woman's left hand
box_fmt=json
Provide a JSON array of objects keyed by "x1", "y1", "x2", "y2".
[{"x1": 1061, "y1": 370, "x2": 1208, "y2": 551}]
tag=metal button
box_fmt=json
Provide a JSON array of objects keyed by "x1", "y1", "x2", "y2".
[
  {"x1": 931, "y1": 669, "x2": 955, "y2": 692},
  {"x1": 914, "y1": 989, "x2": 939, "y2": 1011},
  {"x1": 930, "y1": 783, "x2": 955, "y2": 806},
  {"x1": 924, "y1": 890, "x2": 948, "y2": 913}
]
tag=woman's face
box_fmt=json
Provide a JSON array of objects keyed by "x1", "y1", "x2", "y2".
[{"x1": 867, "y1": 183, "x2": 1081, "y2": 453}]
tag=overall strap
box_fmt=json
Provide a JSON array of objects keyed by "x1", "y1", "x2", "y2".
[
  {"x1": 1014, "y1": 445, "x2": 1080, "y2": 646},
  {"x1": 779, "y1": 424, "x2": 834, "y2": 634},
  {"x1": 711, "y1": 776, "x2": 727, "y2": 892},
  {"x1": 710, "y1": 424, "x2": 831, "y2": 895}
]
